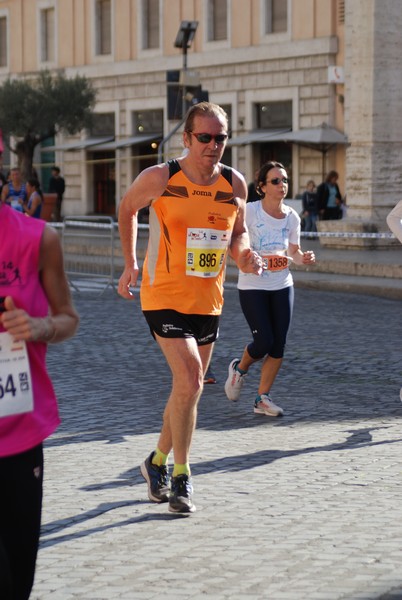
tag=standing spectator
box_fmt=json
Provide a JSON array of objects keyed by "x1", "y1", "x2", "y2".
[
  {"x1": 386, "y1": 199, "x2": 402, "y2": 403},
  {"x1": 301, "y1": 179, "x2": 319, "y2": 235},
  {"x1": 0, "y1": 202, "x2": 79, "y2": 600},
  {"x1": 224, "y1": 161, "x2": 315, "y2": 416},
  {"x1": 317, "y1": 170, "x2": 343, "y2": 220},
  {"x1": 1, "y1": 167, "x2": 27, "y2": 213},
  {"x1": 23, "y1": 178, "x2": 43, "y2": 219},
  {"x1": 48, "y1": 166, "x2": 65, "y2": 222},
  {"x1": 118, "y1": 101, "x2": 262, "y2": 514}
]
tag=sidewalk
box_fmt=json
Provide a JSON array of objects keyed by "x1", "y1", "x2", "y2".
[
  {"x1": 287, "y1": 239, "x2": 402, "y2": 300},
  {"x1": 31, "y1": 285, "x2": 402, "y2": 600}
]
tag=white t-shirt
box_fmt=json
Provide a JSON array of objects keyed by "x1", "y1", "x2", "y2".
[
  {"x1": 387, "y1": 200, "x2": 402, "y2": 244},
  {"x1": 237, "y1": 201, "x2": 300, "y2": 291}
]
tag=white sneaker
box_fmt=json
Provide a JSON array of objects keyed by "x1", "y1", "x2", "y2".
[
  {"x1": 224, "y1": 359, "x2": 247, "y2": 402},
  {"x1": 254, "y1": 394, "x2": 283, "y2": 417}
]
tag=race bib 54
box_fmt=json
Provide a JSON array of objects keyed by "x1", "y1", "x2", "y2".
[{"x1": 0, "y1": 332, "x2": 33, "y2": 419}]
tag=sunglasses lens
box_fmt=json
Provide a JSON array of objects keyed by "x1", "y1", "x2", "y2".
[
  {"x1": 193, "y1": 133, "x2": 227, "y2": 144},
  {"x1": 197, "y1": 134, "x2": 212, "y2": 143},
  {"x1": 269, "y1": 177, "x2": 289, "y2": 185}
]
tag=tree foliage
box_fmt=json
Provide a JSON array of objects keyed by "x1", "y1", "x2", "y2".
[{"x1": 0, "y1": 71, "x2": 96, "y2": 179}]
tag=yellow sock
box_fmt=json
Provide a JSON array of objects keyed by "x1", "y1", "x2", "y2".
[
  {"x1": 151, "y1": 448, "x2": 169, "y2": 466},
  {"x1": 172, "y1": 463, "x2": 191, "y2": 477}
]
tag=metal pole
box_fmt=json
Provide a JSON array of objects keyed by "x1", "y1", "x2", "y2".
[
  {"x1": 157, "y1": 116, "x2": 186, "y2": 164},
  {"x1": 182, "y1": 39, "x2": 188, "y2": 122}
]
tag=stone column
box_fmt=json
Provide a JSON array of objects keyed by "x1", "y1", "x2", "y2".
[{"x1": 344, "y1": 0, "x2": 402, "y2": 225}]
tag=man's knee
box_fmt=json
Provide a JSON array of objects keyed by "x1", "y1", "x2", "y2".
[{"x1": 172, "y1": 369, "x2": 203, "y2": 401}]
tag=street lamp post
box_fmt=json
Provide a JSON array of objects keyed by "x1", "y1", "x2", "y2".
[
  {"x1": 158, "y1": 21, "x2": 199, "y2": 163},
  {"x1": 174, "y1": 21, "x2": 199, "y2": 119}
]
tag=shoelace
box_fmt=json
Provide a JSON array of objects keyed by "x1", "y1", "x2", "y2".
[
  {"x1": 173, "y1": 476, "x2": 191, "y2": 497},
  {"x1": 153, "y1": 463, "x2": 168, "y2": 486}
]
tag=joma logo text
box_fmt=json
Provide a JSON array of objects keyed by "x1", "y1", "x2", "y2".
[{"x1": 192, "y1": 190, "x2": 212, "y2": 196}]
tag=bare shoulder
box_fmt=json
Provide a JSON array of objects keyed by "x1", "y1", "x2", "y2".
[
  {"x1": 42, "y1": 223, "x2": 60, "y2": 245},
  {"x1": 136, "y1": 162, "x2": 169, "y2": 188},
  {"x1": 126, "y1": 162, "x2": 169, "y2": 202},
  {"x1": 41, "y1": 224, "x2": 62, "y2": 256}
]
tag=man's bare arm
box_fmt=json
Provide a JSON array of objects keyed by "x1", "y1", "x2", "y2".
[
  {"x1": 118, "y1": 164, "x2": 168, "y2": 298},
  {"x1": 228, "y1": 170, "x2": 263, "y2": 274}
]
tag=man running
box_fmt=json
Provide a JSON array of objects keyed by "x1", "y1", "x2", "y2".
[{"x1": 118, "y1": 102, "x2": 262, "y2": 514}]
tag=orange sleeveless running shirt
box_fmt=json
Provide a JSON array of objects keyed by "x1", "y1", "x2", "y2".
[{"x1": 140, "y1": 159, "x2": 239, "y2": 315}]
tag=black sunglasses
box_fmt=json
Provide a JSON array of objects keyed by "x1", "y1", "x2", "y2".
[
  {"x1": 266, "y1": 177, "x2": 289, "y2": 185},
  {"x1": 188, "y1": 132, "x2": 228, "y2": 144}
]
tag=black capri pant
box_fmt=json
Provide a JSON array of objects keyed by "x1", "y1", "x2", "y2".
[
  {"x1": 239, "y1": 286, "x2": 294, "y2": 360},
  {"x1": 0, "y1": 444, "x2": 44, "y2": 600}
]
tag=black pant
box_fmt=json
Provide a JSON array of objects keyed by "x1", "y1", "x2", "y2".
[
  {"x1": 323, "y1": 206, "x2": 342, "y2": 220},
  {"x1": 0, "y1": 445, "x2": 44, "y2": 600},
  {"x1": 239, "y1": 286, "x2": 294, "y2": 360}
]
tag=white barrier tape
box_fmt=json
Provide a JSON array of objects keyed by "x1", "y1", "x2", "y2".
[
  {"x1": 301, "y1": 231, "x2": 394, "y2": 239},
  {"x1": 63, "y1": 220, "x2": 114, "y2": 230},
  {"x1": 54, "y1": 219, "x2": 396, "y2": 239},
  {"x1": 60, "y1": 221, "x2": 149, "y2": 231}
]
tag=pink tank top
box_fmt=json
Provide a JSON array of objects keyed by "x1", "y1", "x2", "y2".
[{"x1": 0, "y1": 204, "x2": 60, "y2": 457}]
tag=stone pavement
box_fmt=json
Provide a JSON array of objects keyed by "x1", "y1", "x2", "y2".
[{"x1": 31, "y1": 284, "x2": 402, "y2": 600}]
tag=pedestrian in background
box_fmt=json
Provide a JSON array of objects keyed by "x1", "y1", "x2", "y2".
[
  {"x1": 118, "y1": 101, "x2": 262, "y2": 514},
  {"x1": 301, "y1": 179, "x2": 319, "y2": 235},
  {"x1": 0, "y1": 202, "x2": 79, "y2": 600},
  {"x1": 317, "y1": 170, "x2": 343, "y2": 220},
  {"x1": 1, "y1": 167, "x2": 27, "y2": 213},
  {"x1": 386, "y1": 200, "x2": 402, "y2": 244},
  {"x1": 386, "y1": 199, "x2": 402, "y2": 403},
  {"x1": 225, "y1": 161, "x2": 315, "y2": 416},
  {"x1": 23, "y1": 178, "x2": 43, "y2": 219},
  {"x1": 48, "y1": 166, "x2": 65, "y2": 222}
]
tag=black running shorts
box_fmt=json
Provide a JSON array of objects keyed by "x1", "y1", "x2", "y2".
[{"x1": 143, "y1": 309, "x2": 219, "y2": 346}]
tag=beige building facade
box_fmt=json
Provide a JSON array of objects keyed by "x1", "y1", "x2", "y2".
[{"x1": 0, "y1": 0, "x2": 399, "y2": 227}]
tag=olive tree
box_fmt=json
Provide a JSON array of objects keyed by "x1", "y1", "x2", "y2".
[{"x1": 0, "y1": 70, "x2": 96, "y2": 179}]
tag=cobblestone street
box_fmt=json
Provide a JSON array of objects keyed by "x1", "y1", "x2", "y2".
[{"x1": 32, "y1": 285, "x2": 402, "y2": 600}]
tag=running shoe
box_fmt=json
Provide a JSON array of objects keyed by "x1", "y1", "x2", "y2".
[
  {"x1": 204, "y1": 366, "x2": 217, "y2": 384},
  {"x1": 140, "y1": 452, "x2": 170, "y2": 503},
  {"x1": 254, "y1": 394, "x2": 284, "y2": 417},
  {"x1": 224, "y1": 358, "x2": 247, "y2": 401},
  {"x1": 168, "y1": 474, "x2": 196, "y2": 514}
]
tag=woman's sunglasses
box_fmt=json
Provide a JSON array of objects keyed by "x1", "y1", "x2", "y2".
[
  {"x1": 188, "y1": 132, "x2": 228, "y2": 144},
  {"x1": 266, "y1": 177, "x2": 289, "y2": 185}
]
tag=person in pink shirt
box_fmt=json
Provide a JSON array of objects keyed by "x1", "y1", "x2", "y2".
[{"x1": 0, "y1": 202, "x2": 79, "y2": 600}]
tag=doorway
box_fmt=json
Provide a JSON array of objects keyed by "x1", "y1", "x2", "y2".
[{"x1": 92, "y1": 151, "x2": 116, "y2": 215}]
